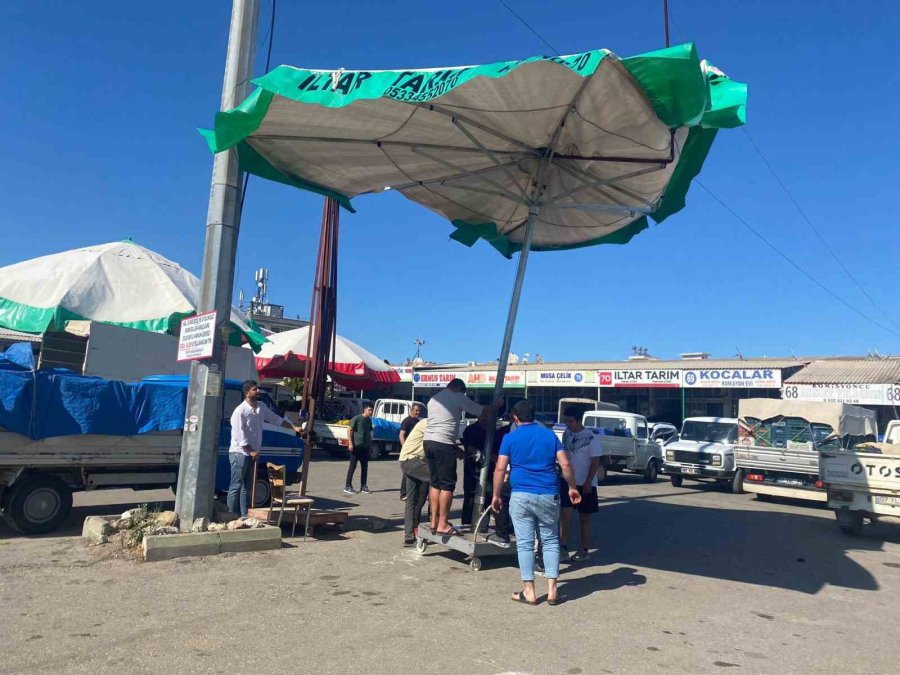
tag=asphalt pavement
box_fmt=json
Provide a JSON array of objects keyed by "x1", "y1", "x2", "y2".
[{"x1": 2, "y1": 454, "x2": 899, "y2": 674}]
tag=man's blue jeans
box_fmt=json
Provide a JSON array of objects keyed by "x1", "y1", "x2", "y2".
[
  {"x1": 509, "y1": 491, "x2": 561, "y2": 581},
  {"x1": 227, "y1": 452, "x2": 254, "y2": 517}
]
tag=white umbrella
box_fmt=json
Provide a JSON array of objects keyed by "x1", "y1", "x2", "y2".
[
  {"x1": 0, "y1": 240, "x2": 267, "y2": 350},
  {"x1": 253, "y1": 326, "x2": 399, "y2": 389}
]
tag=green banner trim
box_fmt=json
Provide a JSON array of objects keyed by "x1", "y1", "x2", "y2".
[{"x1": 0, "y1": 297, "x2": 268, "y2": 352}]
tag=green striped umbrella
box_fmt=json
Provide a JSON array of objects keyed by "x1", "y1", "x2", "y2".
[
  {"x1": 0, "y1": 241, "x2": 268, "y2": 351},
  {"x1": 202, "y1": 42, "x2": 746, "y2": 256}
]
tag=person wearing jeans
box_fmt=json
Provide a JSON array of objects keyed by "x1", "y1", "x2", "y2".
[
  {"x1": 399, "y1": 419, "x2": 430, "y2": 546},
  {"x1": 493, "y1": 399, "x2": 581, "y2": 605},
  {"x1": 228, "y1": 380, "x2": 303, "y2": 517}
]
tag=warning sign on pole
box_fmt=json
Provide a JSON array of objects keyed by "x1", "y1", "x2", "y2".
[{"x1": 177, "y1": 310, "x2": 217, "y2": 362}]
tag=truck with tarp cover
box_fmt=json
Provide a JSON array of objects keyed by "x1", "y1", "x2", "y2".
[
  {"x1": 734, "y1": 399, "x2": 877, "y2": 502},
  {"x1": 0, "y1": 353, "x2": 302, "y2": 534}
]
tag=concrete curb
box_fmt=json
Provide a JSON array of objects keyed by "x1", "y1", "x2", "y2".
[{"x1": 142, "y1": 525, "x2": 281, "y2": 562}]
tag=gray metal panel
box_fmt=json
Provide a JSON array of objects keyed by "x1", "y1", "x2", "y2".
[{"x1": 784, "y1": 359, "x2": 900, "y2": 385}]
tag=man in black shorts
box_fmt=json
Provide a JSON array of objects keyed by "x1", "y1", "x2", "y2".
[
  {"x1": 423, "y1": 379, "x2": 501, "y2": 536},
  {"x1": 559, "y1": 406, "x2": 602, "y2": 562}
]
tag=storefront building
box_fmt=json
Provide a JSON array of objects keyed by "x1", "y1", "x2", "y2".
[
  {"x1": 399, "y1": 357, "x2": 808, "y2": 425},
  {"x1": 782, "y1": 359, "x2": 900, "y2": 434}
]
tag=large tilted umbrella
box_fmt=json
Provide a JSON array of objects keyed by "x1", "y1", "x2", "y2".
[
  {"x1": 203, "y1": 40, "x2": 746, "y2": 516},
  {"x1": 253, "y1": 325, "x2": 400, "y2": 389},
  {"x1": 0, "y1": 241, "x2": 267, "y2": 350}
]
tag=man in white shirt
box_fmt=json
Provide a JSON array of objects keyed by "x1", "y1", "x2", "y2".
[
  {"x1": 228, "y1": 380, "x2": 303, "y2": 517},
  {"x1": 559, "y1": 406, "x2": 603, "y2": 562},
  {"x1": 423, "y1": 378, "x2": 502, "y2": 536}
]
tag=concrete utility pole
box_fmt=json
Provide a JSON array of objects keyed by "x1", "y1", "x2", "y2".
[{"x1": 175, "y1": 0, "x2": 259, "y2": 530}]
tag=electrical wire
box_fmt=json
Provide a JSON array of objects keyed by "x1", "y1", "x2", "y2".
[
  {"x1": 492, "y1": 0, "x2": 898, "y2": 340},
  {"x1": 495, "y1": 0, "x2": 560, "y2": 55},
  {"x1": 741, "y1": 127, "x2": 899, "y2": 330},
  {"x1": 694, "y1": 179, "x2": 900, "y2": 339}
]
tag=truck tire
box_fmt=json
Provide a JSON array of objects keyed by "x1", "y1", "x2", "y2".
[
  {"x1": 731, "y1": 469, "x2": 745, "y2": 495},
  {"x1": 836, "y1": 509, "x2": 863, "y2": 536},
  {"x1": 253, "y1": 477, "x2": 271, "y2": 508},
  {"x1": 369, "y1": 444, "x2": 382, "y2": 461},
  {"x1": 643, "y1": 460, "x2": 659, "y2": 483},
  {"x1": 596, "y1": 463, "x2": 607, "y2": 484},
  {"x1": 670, "y1": 474, "x2": 684, "y2": 488},
  {"x1": 4, "y1": 476, "x2": 73, "y2": 535}
]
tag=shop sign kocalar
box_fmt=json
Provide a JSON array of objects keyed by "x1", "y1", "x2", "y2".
[
  {"x1": 682, "y1": 368, "x2": 781, "y2": 389},
  {"x1": 597, "y1": 369, "x2": 681, "y2": 388},
  {"x1": 525, "y1": 370, "x2": 598, "y2": 387}
]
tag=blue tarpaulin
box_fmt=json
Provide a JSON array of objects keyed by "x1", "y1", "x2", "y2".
[
  {"x1": 0, "y1": 342, "x2": 35, "y2": 371},
  {"x1": 0, "y1": 368, "x2": 186, "y2": 440}
]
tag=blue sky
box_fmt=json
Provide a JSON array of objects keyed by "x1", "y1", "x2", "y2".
[{"x1": 3, "y1": 1, "x2": 898, "y2": 365}]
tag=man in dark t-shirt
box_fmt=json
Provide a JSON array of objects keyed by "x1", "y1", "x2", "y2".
[
  {"x1": 398, "y1": 403, "x2": 425, "y2": 500},
  {"x1": 345, "y1": 404, "x2": 374, "y2": 494},
  {"x1": 461, "y1": 411, "x2": 511, "y2": 543}
]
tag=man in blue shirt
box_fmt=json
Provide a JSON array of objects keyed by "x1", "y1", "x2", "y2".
[{"x1": 493, "y1": 399, "x2": 580, "y2": 606}]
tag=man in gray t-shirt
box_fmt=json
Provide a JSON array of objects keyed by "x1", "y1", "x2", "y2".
[{"x1": 424, "y1": 378, "x2": 501, "y2": 536}]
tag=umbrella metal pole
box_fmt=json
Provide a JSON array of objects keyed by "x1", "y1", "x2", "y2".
[
  {"x1": 472, "y1": 205, "x2": 539, "y2": 530},
  {"x1": 175, "y1": 0, "x2": 259, "y2": 530}
]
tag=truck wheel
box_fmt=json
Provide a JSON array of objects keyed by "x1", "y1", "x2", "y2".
[
  {"x1": 596, "y1": 463, "x2": 607, "y2": 484},
  {"x1": 643, "y1": 460, "x2": 659, "y2": 483},
  {"x1": 731, "y1": 469, "x2": 745, "y2": 495},
  {"x1": 670, "y1": 474, "x2": 684, "y2": 488},
  {"x1": 368, "y1": 444, "x2": 381, "y2": 461},
  {"x1": 4, "y1": 476, "x2": 73, "y2": 535},
  {"x1": 836, "y1": 509, "x2": 863, "y2": 536},
  {"x1": 252, "y1": 477, "x2": 271, "y2": 509}
]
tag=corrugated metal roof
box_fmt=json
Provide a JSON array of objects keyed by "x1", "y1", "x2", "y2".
[
  {"x1": 785, "y1": 359, "x2": 900, "y2": 385},
  {"x1": 415, "y1": 358, "x2": 809, "y2": 372}
]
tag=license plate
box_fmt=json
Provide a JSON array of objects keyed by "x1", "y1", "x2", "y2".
[
  {"x1": 683, "y1": 468, "x2": 700, "y2": 475},
  {"x1": 776, "y1": 478, "x2": 804, "y2": 487},
  {"x1": 874, "y1": 495, "x2": 900, "y2": 506}
]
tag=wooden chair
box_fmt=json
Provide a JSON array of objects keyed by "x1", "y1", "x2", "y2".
[{"x1": 266, "y1": 463, "x2": 314, "y2": 540}]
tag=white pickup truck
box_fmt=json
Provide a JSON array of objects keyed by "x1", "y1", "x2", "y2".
[
  {"x1": 552, "y1": 398, "x2": 620, "y2": 442},
  {"x1": 734, "y1": 399, "x2": 877, "y2": 503},
  {"x1": 664, "y1": 417, "x2": 741, "y2": 492},
  {"x1": 310, "y1": 398, "x2": 416, "y2": 459},
  {"x1": 820, "y1": 420, "x2": 900, "y2": 535},
  {"x1": 581, "y1": 410, "x2": 662, "y2": 482}
]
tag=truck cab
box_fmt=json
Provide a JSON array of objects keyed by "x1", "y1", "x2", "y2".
[
  {"x1": 581, "y1": 410, "x2": 662, "y2": 482},
  {"x1": 664, "y1": 417, "x2": 741, "y2": 492},
  {"x1": 553, "y1": 398, "x2": 620, "y2": 442}
]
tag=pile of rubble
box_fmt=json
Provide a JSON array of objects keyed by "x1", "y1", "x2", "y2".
[{"x1": 84, "y1": 501, "x2": 267, "y2": 549}]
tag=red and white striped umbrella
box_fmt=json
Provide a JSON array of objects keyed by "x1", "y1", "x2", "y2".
[{"x1": 252, "y1": 326, "x2": 399, "y2": 389}]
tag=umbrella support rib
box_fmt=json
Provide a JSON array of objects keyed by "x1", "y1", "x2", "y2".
[
  {"x1": 547, "y1": 163, "x2": 666, "y2": 206},
  {"x1": 409, "y1": 147, "x2": 528, "y2": 205}
]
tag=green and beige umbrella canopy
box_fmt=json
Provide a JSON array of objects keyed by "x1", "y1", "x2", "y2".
[
  {"x1": 202, "y1": 40, "x2": 746, "y2": 514},
  {"x1": 0, "y1": 241, "x2": 267, "y2": 350},
  {"x1": 202, "y1": 42, "x2": 746, "y2": 257}
]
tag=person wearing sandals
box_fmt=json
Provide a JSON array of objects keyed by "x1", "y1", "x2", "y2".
[
  {"x1": 492, "y1": 399, "x2": 581, "y2": 605},
  {"x1": 559, "y1": 406, "x2": 603, "y2": 562},
  {"x1": 424, "y1": 378, "x2": 502, "y2": 537}
]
